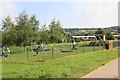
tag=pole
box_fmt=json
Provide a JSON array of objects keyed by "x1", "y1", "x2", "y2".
[
  {"x1": 52, "y1": 46, "x2": 54, "y2": 59},
  {"x1": 102, "y1": 35, "x2": 106, "y2": 49},
  {"x1": 83, "y1": 42, "x2": 84, "y2": 53},
  {"x1": 94, "y1": 45, "x2": 95, "y2": 51},
  {"x1": 42, "y1": 51, "x2": 44, "y2": 62},
  {"x1": 27, "y1": 47, "x2": 28, "y2": 60}
]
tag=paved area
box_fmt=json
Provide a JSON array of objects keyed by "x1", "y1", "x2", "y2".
[{"x1": 82, "y1": 57, "x2": 119, "y2": 78}]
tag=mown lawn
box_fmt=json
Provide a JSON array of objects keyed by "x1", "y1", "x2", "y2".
[
  {"x1": 2, "y1": 47, "x2": 118, "y2": 78},
  {"x1": 4, "y1": 42, "x2": 102, "y2": 62}
]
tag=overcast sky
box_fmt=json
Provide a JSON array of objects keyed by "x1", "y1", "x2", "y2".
[{"x1": 0, "y1": 0, "x2": 119, "y2": 28}]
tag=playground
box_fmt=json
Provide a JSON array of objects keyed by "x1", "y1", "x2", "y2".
[
  {"x1": 2, "y1": 41, "x2": 103, "y2": 62},
  {"x1": 2, "y1": 40, "x2": 119, "y2": 78},
  {"x1": 0, "y1": 2, "x2": 119, "y2": 79}
]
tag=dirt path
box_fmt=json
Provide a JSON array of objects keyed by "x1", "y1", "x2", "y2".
[{"x1": 82, "y1": 57, "x2": 119, "y2": 78}]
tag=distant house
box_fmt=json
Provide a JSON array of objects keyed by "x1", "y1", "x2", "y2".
[
  {"x1": 72, "y1": 36, "x2": 97, "y2": 41},
  {"x1": 113, "y1": 34, "x2": 120, "y2": 40}
]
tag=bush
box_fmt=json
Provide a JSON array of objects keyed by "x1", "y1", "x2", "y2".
[{"x1": 89, "y1": 41, "x2": 102, "y2": 46}]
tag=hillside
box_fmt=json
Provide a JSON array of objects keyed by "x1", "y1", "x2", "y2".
[{"x1": 64, "y1": 26, "x2": 119, "y2": 36}]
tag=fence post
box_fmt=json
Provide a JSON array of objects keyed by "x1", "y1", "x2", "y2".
[
  {"x1": 83, "y1": 43, "x2": 84, "y2": 53},
  {"x1": 109, "y1": 41, "x2": 113, "y2": 50},
  {"x1": 93, "y1": 45, "x2": 95, "y2": 51},
  {"x1": 42, "y1": 50, "x2": 45, "y2": 62},
  {"x1": 26, "y1": 47, "x2": 28, "y2": 60},
  {"x1": 52, "y1": 46, "x2": 54, "y2": 59}
]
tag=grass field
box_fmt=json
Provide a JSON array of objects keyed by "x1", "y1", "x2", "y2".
[
  {"x1": 2, "y1": 42, "x2": 118, "y2": 78},
  {"x1": 3, "y1": 43, "x2": 103, "y2": 62}
]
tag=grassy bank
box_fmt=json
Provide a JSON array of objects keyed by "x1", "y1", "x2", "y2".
[{"x1": 2, "y1": 48, "x2": 118, "y2": 78}]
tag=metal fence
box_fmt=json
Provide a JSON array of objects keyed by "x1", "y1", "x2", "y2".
[
  {"x1": 6, "y1": 41, "x2": 120, "y2": 62},
  {"x1": 113, "y1": 41, "x2": 120, "y2": 48},
  {"x1": 7, "y1": 43, "x2": 104, "y2": 62}
]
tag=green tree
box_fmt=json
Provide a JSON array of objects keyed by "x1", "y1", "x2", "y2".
[
  {"x1": 2, "y1": 11, "x2": 40, "y2": 46},
  {"x1": 95, "y1": 28, "x2": 105, "y2": 40},
  {"x1": 49, "y1": 19, "x2": 66, "y2": 43},
  {"x1": 39, "y1": 24, "x2": 50, "y2": 43},
  {"x1": 15, "y1": 11, "x2": 30, "y2": 46},
  {"x1": 2, "y1": 16, "x2": 15, "y2": 45},
  {"x1": 29, "y1": 14, "x2": 40, "y2": 45},
  {"x1": 2, "y1": 16, "x2": 13, "y2": 31},
  {"x1": 106, "y1": 32, "x2": 114, "y2": 40}
]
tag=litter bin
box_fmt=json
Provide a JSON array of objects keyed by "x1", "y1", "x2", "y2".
[{"x1": 105, "y1": 42, "x2": 109, "y2": 50}]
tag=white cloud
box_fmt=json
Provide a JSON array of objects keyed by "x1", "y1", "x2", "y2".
[
  {"x1": 0, "y1": 0, "x2": 16, "y2": 19},
  {"x1": 65, "y1": 1, "x2": 118, "y2": 28},
  {"x1": 0, "y1": 0, "x2": 119, "y2": 28}
]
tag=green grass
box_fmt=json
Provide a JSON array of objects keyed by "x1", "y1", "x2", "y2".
[
  {"x1": 2, "y1": 47, "x2": 118, "y2": 78},
  {"x1": 3, "y1": 44, "x2": 102, "y2": 62}
]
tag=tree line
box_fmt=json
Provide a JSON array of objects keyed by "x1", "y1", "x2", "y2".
[
  {"x1": 1, "y1": 11, "x2": 117, "y2": 46},
  {"x1": 2, "y1": 11, "x2": 68, "y2": 46}
]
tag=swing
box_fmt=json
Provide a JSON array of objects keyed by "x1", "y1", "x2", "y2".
[
  {"x1": 44, "y1": 48, "x2": 50, "y2": 51},
  {"x1": 60, "y1": 49, "x2": 76, "y2": 52},
  {"x1": 33, "y1": 46, "x2": 42, "y2": 52}
]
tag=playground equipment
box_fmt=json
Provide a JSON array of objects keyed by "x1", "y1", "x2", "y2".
[
  {"x1": 33, "y1": 46, "x2": 41, "y2": 55},
  {"x1": 60, "y1": 48, "x2": 76, "y2": 52},
  {"x1": 44, "y1": 48, "x2": 50, "y2": 51},
  {"x1": 33, "y1": 45, "x2": 50, "y2": 55},
  {"x1": 33, "y1": 47, "x2": 50, "y2": 52}
]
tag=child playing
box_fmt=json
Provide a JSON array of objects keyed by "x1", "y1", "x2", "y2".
[
  {"x1": 6, "y1": 47, "x2": 10, "y2": 57},
  {"x1": 2, "y1": 47, "x2": 5, "y2": 57}
]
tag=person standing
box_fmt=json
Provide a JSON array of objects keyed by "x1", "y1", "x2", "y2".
[
  {"x1": 6, "y1": 47, "x2": 10, "y2": 57},
  {"x1": 72, "y1": 40, "x2": 77, "y2": 50},
  {"x1": 41, "y1": 42, "x2": 44, "y2": 49},
  {"x1": 2, "y1": 46, "x2": 5, "y2": 58}
]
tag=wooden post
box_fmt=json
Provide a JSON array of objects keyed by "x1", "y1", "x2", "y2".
[
  {"x1": 42, "y1": 51, "x2": 44, "y2": 62},
  {"x1": 27, "y1": 47, "x2": 28, "y2": 60},
  {"x1": 52, "y1": 46, "x2": 54, "y2": 59},
  {"x1": 109, "y1": 41, "x2": 113, "y2": 50},
  {"x1": 94, "y1": 45, "x2": 95, "y2": 51},
  {"x1": 102, "y1": 35, "x2": 106, "y2": 49},
  {"x1": 83, "y1": 43, "x2": 84, "y2": 53}
]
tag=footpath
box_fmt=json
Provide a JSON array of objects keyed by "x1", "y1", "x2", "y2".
[{"x1": 82, "y1": 57, "x2": 119, "y2": 78}]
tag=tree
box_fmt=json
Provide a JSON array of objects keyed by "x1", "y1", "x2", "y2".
[
  {"x1": 29, "y1": 14, "x2": 40, "y2": 45},
  {"x1": 49, "y1": 19, "x2": 66, "y2": 43},
  {"x1": 2, "y1": 16, "x2": 15, "y2": 45},
  {"x1": 2, "y1": 11, "x2": 40, "y2": 46},
  {"x1": 15, "y1": 11, "x2": 30, "y2": 46},
  {"x1": 106, "y1": 32, "x2": 114, "y2": 40},
  {"x1": 39, "y1": 24, "x2": 50, "y2": 43},
  {"x1": 95, "y1": 28, "x2": 105, "y2": 40},
  {"x1": 2, "y1": 16, "x2": 13, "y2": 31},
  {"x1": 2, "y1": 11, "x2": 69, "y2": 46},
  {"x1": 95, "y1": 28, "x2": 105, "y2": 35}
]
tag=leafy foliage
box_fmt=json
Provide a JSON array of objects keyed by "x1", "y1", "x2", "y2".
[
  {"x1": 1, "y1": 11, "x2": 67, "y2": 46},
  {"x1": 106, "y1": 32, "x2": 114, "y2": 40},
  {"x1": 49, "y1": 19, "x2": 66, "y2": 43}
]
